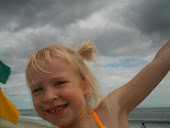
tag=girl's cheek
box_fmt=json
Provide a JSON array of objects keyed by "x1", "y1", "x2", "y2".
[
  {"x1": 32, "y1": 95, "x2": 42, "y2": 106},
  {"x1": 32, "y1": 92, "x2": 43, "y2": 99},
  {"x1": 33, "y1": 98, "x2": 38, "y2": 106}
]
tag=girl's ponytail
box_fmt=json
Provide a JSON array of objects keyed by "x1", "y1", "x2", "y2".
[{"x1": 76, "y1": 41, "x2": 99, "y2": 63}]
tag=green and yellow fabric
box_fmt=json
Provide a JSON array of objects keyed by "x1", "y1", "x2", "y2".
[{"x1": 0, "y1": 60, "x2": 20, "y2": 124}]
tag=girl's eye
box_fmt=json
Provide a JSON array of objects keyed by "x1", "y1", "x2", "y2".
[
  {"x1": 33, "y1": 88, "x2": 43, "y2": 93},
  {"x1": 55, "y1": 81, "x2": 65, "y2": 86}
]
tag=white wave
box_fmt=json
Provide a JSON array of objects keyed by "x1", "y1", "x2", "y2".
[{"x1": 19, "y1": 116, "x2": 53, "y2": 127}]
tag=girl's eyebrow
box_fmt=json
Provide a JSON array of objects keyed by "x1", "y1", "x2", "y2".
[
  {"x1": 29, "y1": 75, "x2": 66, "y2": 88},
  {"x1": 51, "y1": 75, "x2": 66, "y2": 80}
]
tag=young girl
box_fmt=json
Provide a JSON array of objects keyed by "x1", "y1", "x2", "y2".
[{"x1": 25, "y1": 40, "x2": 170, "y2": 128}]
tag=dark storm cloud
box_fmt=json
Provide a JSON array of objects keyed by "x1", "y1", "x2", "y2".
[
  {"x1": 0, "y1": 0, "x2": 111, "y2": 31},
  {"x1": 83, "y1": 0, "x2": 170, "y2": 56},
  {"x1": 122, "y1": 0, "x2": 170, "y2": 40}
]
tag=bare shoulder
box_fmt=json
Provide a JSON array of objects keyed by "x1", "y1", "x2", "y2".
[{"x1": 94, "y1": 90, "x2": 130, "y2": 128}]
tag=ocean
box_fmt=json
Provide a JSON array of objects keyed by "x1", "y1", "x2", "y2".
[
  {"x1": 128, "y1": 107, "x2": 170, "y2": 128},
  {"x1": 18, "y1": 107, "x2": 170, "y2": 128}
]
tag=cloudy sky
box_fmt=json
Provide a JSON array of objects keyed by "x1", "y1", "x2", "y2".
[{"x1": 0, "y1": 0, "x2": 170, "y2": 109}]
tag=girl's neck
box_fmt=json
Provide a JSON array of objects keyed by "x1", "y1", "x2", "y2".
[{"x1": 60, "y1": 110, "x2": 96, "y2": 128}]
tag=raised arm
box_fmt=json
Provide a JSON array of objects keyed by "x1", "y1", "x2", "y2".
[{"x1": 107, "y1": 40, "x2": 170, "y2": 115}]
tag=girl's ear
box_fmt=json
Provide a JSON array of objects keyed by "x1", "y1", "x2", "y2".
[{"x1": 82, "y1": 79, "x2": 91, "y2": 96}]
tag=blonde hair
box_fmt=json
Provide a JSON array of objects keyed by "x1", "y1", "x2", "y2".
[{"x1": 26, "y1": 41, "x2": 103, "y2": 110}]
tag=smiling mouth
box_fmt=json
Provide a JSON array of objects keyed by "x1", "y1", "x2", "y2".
[{"x1": 46, "y1": 104, "x2": 69, "y2": 114}]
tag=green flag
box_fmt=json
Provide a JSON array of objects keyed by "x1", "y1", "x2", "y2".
[{"x1": 0, "y1": 60, "x2": 11, "y2": 84}]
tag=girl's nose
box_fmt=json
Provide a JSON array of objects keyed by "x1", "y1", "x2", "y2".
[{"x1": 42, "y1": 88, "x2": 59, "y2": 103}]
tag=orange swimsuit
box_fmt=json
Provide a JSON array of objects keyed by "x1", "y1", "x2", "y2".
[{"x1": 91, "y1": 110, "x2": 107, "y2": 128}]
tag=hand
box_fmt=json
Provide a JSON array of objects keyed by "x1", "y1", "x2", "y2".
[{"x1": 154, "y1": 40, "x2": 170, "y2": 69}]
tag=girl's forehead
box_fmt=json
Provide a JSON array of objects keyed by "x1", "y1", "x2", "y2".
[
  {"x1": 34, "y1": 56, "x2": 71, "y2": 72},
  {"x1": 27, "y1": 57, "x2": 79, "y2": 85},
  {"x1": 29, "y1": 61, "x2": 72, "y2": 76}
]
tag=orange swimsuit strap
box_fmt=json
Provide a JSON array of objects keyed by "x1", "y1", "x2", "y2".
[{"x1": 91, "y1": 110, "x2": 107, "y2": 128}]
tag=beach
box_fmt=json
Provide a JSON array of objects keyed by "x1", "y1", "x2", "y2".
[
  {"x1": 0, "y1": 118, "x2": 53, "y2": 128},
  {"x1": 1, "y1": 107, "x2": 169, "y2": 128}
]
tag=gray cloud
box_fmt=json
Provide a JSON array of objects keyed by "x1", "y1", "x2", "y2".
[
  {"x1": 121, "y1": 0, "x2": 170, "y2": 40},
  {"x1": 0, "y1": 0, "x2": 112, "y2": 31}
]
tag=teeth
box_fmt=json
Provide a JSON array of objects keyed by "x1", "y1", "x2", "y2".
[
  {"x1": 51, "y1": 110, "x2": 56, "y2": 113},
  {"x1": 49, "y1": 105, "x2": 66, "y2": 113}
]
